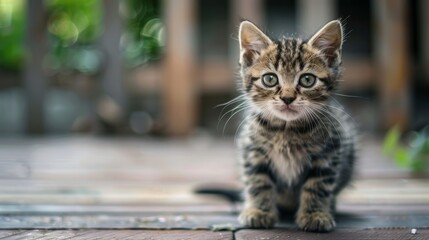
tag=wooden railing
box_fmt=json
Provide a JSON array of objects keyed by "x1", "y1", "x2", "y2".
[{"x1": 17, "y1": 0, "x2": 420, "y2": 135}]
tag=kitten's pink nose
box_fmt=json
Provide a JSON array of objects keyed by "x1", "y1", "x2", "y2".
[{"x1": 281, "y1": 96, "x2": 296, "y2": 105}]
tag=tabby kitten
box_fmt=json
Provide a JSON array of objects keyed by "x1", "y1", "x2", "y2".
[{"x1": 237, "y1": 20, "x2": 355, "y2": 232}]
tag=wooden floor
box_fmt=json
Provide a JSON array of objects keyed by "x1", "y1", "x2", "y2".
[
  {"x1": 1, "y1": 229, "x2": 429, "y2": 240},
  {"x1": 0, "y1": 136, "x2": 428, "y2": 239}
]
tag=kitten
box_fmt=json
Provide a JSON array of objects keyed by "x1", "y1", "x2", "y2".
[{"x1": 237, "y1": 20, "x2": 355, "y2": 232}]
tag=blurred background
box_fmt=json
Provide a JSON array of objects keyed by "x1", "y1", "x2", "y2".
[
  {"x1": 1, "y1": 0, "x2": 428, "y2": 137},
  {"x1": 0, "y1": 0, "x2": 428, "y2": 226}
]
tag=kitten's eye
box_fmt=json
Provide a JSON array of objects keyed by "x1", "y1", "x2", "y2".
[
  {"x1": 299, "y1": 74, "x2": 316, "y2": 88},
  {"x1": 261, "y1": 73, "x2": 279, "y2": 87}
]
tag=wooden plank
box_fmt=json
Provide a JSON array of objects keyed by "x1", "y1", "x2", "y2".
[
  {"x1": 3, "y1": 207, "x2": 429, "y2": 230},
  {"x1": 0, "y1": 230, "x2": 233, "y2": 240},
  {"x1": 163, "y1": 0, "x2": 197, "y2": 136},
  {"x1": 0, "y1": 230, "x2": 105, "y2": 240},
  {"x1": 272, "y1": 211, "x2": 429, "y2": 230},
  {"x1": 1, "y1": 230, "x2": 46, "y2": 240},
  {"x1": 373, "y1": 0, "x2": 411, "y2": 131},
  {"x1": 129, "y1": 61, "x2": 235, "y2": 94},
  {"x1": 236, "y1": 229, "x2": 429, "y2": 240},
  {"x1": 0, "y1": 213, "x2": 239, "y2": 230},
  {"x1": 23, "y1": 0, "x2": 48, "y2": 134},
  {"x1": 0, "y1": 230, "x2": 24, "y2": 238},
  {"x1": 0, "y1": 203, "x2": 234, "y2": 215},
  {"x1": 0, "y1": 137, "x2": 428, "y2": 207},
  {"x1": 1, "y1": 178, "x2": 429, "y2": 206},
  {"x1": 40, "y1": 230, "x2": 98, "y2": 240},
  {"x1": 64, "y1": 230, "x2": 133, "y2": 240},
  {"x1": 297, "y1": 0, "x2": 336, "y2": 36},
  {"x1": 99, "y1": 0, "x2": 126, "y2": 110}
]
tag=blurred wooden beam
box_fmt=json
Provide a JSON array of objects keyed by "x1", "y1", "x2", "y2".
[
  {"x1": 129, "y1": 58, "x2": 374, "y2": 94},
  {"x1": 340, "y1": 59, "x2": 374, "y2": 91},
  {"x1": 99, "y1": 0, "x2": 126, "y2": 110},
  {"x1": 420, "y1": 0, "x2": 429, "y2": 80},
  {"x1": 231, "y1": 0, "x2": 264, "y2": 26},
  {"x1": 23, "y1": 0, "x2": 48, "y2": 134},
  {"x1": 373, "y1": 0, "x2": 410, "y2": 131},
  {"x1": 229, "y1": 0, "x2": 265, "y2": 66},
  {"x1": 163, "y1": 0, "x2": 197, "y2": 136},
  {"x1": 297, "y1": 0, "x2": 336, "y2": 36},
  {"x1": 199, "y1": 61, "x2": 235, "y2": 93}
]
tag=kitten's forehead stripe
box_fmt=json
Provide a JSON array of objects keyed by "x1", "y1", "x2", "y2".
[
  {"x1": 291, "y1": 39, "x2": 297, "y2": 61},
  {"x1": 274, "y1": 40, "x2": 283, "y2": 70},
  {"x1": 297, "y1": 43, "x2": 305, "y2": 70},
  {"x1": 275, "y1": 38, "x2": 302, "y2": 75},
  {"x1": 280, "y1": 39, "x2": 287, "y2": 71}
]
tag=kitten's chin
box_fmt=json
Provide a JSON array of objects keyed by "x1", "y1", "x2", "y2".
[{"x1": 270, "y1": 106, "x2": 303, "y2": 122}]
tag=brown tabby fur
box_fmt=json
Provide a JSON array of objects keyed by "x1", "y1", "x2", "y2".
[{"x1": 237, "y1": 20, "x2": 356, "y2": 232}]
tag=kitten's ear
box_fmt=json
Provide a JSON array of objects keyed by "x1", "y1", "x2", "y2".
[
  {"x1": 239, "y1": 21, "x2": 272, "y2": 67},
  {"x1": 308, "y1": 20, "x2": 343, "y2": 66}
]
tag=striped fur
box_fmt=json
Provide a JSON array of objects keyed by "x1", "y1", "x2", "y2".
[{"x1": 237, "y1": 20, "x2": 356, "y2": 232}]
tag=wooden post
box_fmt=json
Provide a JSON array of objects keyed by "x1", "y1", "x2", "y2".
[
  {"x1": 163, "y1": 0, "x2": 197, "y2": 136},
  {"x1": 99, "y1": 0, "x2": 126, "y2": 110},
  {"x1": 229, "y1": 0, "x2": 265, "y2": 65},
  {"x1": 296, "y1": 0, "x2": 336, "y2": 36},
  {"x1": 231, "y1": 0, "x2": 264, "y2": 26},
  {"x1": 373, "y1": 0, "x2": 410, "y2": 131},
  {"x1": 419, "y1": 0, "x2": 429, "y2": 80},
  {"x1": 23, "y1": 0, "x2": 47, "y2": 134}
]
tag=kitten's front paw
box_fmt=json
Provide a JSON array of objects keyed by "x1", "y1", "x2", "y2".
[
  {"x1": 239, "y1": 207, "x2": 277, "y2": 229},
  {"x1": 296, "y1": 211, "x2": 335, "y2": 232}
]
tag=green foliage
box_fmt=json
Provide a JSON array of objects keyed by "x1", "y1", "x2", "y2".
[
  {"x1": 383, "y1": 126, "x2": 401, "y2": 155},
  {"x1": 383, "y1": 126, "x2": 429, "y2": 172},
  {"x1": 0, "y1": 0, "x2": 25, "y2": 71},
  {"x1": 122, "y1": 0, "x2": 164, "y2": 67},
  {"x1": 45, "y1": 0, "x2": 102, "y2": 74},
  {"x1": 0, "y1": 0, "x2": 163, "y2": 72},
  {"x1": 46, "y1": 0, "x2": 102, "y2": 45}
]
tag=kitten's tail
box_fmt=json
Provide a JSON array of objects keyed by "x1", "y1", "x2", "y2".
[{"x1": 193, "y1": 185, "x2": 243, "y2": 204}]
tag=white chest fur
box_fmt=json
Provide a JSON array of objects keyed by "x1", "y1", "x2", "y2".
[{"x1": 269, "y1": 144, "x2": 307, "y2": 186}]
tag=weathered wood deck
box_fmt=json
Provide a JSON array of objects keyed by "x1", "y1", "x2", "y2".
[{"x1": 0, "y1": 136, "x2": 428, "y2": 239}]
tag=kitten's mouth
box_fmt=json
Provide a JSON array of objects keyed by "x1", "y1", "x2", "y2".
[
  {"x1": 270, "y1": 103, "x2": 303, "y2": 121},
  {"x1": 276, "y1": 105, "x2": 299, "y2": 114}
]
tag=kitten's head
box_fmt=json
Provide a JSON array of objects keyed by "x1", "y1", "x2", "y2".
[{"x1": 238, "y1": 20, "x2": 343, "y2": 122}]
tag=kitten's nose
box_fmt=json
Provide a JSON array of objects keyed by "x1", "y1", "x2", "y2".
[{"x1": 281, "y1": 96, "x2": 296, "y2": 105}]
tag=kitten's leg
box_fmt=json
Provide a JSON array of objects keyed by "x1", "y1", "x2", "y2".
[
  {"x1": 239, "y1": 147, "x2": 278, "y2": 228},
  {"x1": 296, "y1": 163, "x2": 337, "y2": 232}
]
